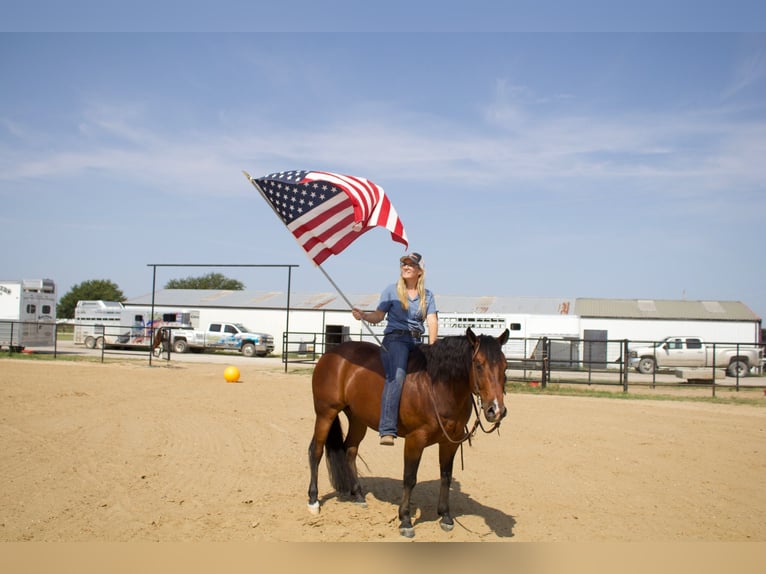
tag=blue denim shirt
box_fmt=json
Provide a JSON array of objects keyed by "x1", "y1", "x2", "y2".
[{"x1": 376, "y1": 283, "x2": 437, "y2": 335}]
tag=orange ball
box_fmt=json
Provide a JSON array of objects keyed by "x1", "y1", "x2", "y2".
[{"x1": 224, "y1": 366, "x2": 240, "y2": 383}]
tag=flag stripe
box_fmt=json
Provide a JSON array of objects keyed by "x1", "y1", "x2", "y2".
[{"x1": 253, "y1": 169, "x2": 408, "y2": 266}]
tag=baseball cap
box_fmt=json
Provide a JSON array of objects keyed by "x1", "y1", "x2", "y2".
[{"x1": 400, "y1": 252, "x2": 423, "y2": 268}]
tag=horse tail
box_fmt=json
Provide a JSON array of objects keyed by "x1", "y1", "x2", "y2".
[{"x1": 324, "y1": 416, "x2": 355, "y2": 495}]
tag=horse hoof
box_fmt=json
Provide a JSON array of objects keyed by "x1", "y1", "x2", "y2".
[
  {"x1": 354, "y1": 501, "x2": 368, "y2": 509},
  {"x1": 307, "y1": 501, "x2": 320, "y2": 515},
  {"x1": 439, "y1": 520, "x2": 454, "y2": 532},
  {"x1": 399, "y1": 527, "x2": 415, "y2": 538}
]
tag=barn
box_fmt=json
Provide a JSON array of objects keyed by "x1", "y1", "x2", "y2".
[{"x1": 125, "y1": 291, "x2": 762, "y2": 365}]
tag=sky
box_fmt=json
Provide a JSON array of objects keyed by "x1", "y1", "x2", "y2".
[{"x1": 1, "y1": 3, "x2": 765, "y2": 320}]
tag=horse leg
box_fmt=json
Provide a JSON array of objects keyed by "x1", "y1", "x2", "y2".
[
  {"x1": 437, "y1": 442, "x2": 460, "y2": 532},
  {"x1": 398, "y1": 440, "x2": 425, "y2": 538},
  {"x1": 343, "y1": 416, "x2": 368, "y2": 506},
  {"x1": 307, "y1": 414, "x2": 335, "y2": 514}
]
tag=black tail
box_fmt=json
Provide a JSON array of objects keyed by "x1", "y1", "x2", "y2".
[{"x1": 324, "y1": 416, "x2": 355, "y2": 495}]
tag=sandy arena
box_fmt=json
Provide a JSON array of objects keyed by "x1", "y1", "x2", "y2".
[{"x1": 1, "y1": 357, "x2": 765, "y2": 543}]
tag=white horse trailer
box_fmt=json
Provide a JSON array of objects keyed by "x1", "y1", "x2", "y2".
[
  {"x1": 74, "y1": 300, "x2": 198, "y2": 349},
  {"x1": 437, "y1": 312, "x2": 581, "y2": 365},
  {"x1": 0, "y1": 279, "x2": 57, "y2": 351}
]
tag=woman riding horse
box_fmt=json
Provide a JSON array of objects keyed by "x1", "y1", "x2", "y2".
[{"x1": 307, "y1": 327, "x2": 510, "y2": 538}]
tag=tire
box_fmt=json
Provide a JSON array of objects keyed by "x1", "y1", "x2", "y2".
[
  {"x1": 241, "y1": 342, "x2": 256, "y2": 357},
  {"x1": 95, "y1": 337, "x2": 104, "y2": 349},
  {"x1": 727, "y1": 360, "x2": 748, "y2": 378},
  {"x1": 173, "y1": 339, "x2": 189, "y2": 354},
  {"x1": 637, "y1": 357, "x2": 656, "y2": 374},
  {"x1": 84, "y1": 336, "x2": 96, "y2": 349}
]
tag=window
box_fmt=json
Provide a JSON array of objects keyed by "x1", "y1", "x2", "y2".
[
  {"x1": 509, "y1": 323, "x2": 521, "y2": 331},
  {"x1": 209, "y1": 324, "x2": 221, "y2": 333},
  {"x1": 224, "y1": 325, "x2": 237, "y2": 334},
  {"x1": 687, "y1": 339, "x2": 702, "y2": 349},
  {"x1": 26, "y1": 304, "x2": 36, "y2": 313},
  {"x1": 42, "y1": 305, "x2": 51, "y2": 314}
]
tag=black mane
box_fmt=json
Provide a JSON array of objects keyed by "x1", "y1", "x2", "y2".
[{"x1": 408, "y1": 334, "x2": 504, "y2": 384}]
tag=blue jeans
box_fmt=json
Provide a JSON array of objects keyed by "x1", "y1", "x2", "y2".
[{"x1": 379, "y1": 332, "x2": 419, "y2": 437}]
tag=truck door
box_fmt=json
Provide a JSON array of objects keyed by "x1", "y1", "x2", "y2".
[
  {"x1": 662, "y1": 338, "x2": 685, "y2": 369},
  {"x1": 682, "y1": 337, "x2": 705, "y2": 366},
  {"x1": 222, "y1": 323, "x2": 240, "y2": 349},
  {"x1": 666, "y1": 337, "x2": 699, "y2": 367},
  {"x1": 207, "y1": 323, "x2": 223, "y2": 347}
]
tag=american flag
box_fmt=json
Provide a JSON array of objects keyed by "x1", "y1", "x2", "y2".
[{"x1": 251, "y1": 170, "x2": 408, "y2": 265}]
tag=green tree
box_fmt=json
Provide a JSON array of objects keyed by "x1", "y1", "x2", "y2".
[
  {"x1": 164, "y1": 272, "x2": 245, "y2": 290},
  {"x1": 57, "y1": 279, "x2": 126, "y2": 318}
]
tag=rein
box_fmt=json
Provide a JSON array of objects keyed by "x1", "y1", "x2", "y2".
[{"x1": 426, "y1": 342, "x2": 503, "y2": 447}]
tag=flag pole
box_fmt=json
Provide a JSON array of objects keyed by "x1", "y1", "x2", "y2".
[
  {"x1": 315, "y1": 264, "x2": 385, "y2": 348},
  {"x1": 243, "y1": 171, "x2": 385, "y2": 348}
]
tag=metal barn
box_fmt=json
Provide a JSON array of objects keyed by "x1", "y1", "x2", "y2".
[{"x1": 125, "y1": 291, "x2": 761, "y2": 361}]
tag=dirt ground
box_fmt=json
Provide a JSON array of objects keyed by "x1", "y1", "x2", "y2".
[{"x1": 1, "y1": 357, "x2": 765, "y2": 543}]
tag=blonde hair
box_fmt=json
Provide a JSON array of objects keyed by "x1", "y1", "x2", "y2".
[{"x1": 396, "y1": 268, "x2": 427, "y2": 318}]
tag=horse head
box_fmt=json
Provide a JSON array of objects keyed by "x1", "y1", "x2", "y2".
[{"x1": 466, "y1": 327, "x2": 510, "y2": 424}]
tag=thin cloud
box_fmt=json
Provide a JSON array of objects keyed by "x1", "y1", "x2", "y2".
[{"x1": 1, "y1": 92, "x2": 764, "y2": 207}]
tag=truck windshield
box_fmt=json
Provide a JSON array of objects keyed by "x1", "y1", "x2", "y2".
[{"x1": 234, "y1": 323, "x2": 250, "y2": 332}]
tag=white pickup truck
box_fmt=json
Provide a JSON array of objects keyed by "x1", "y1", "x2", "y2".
[
  {"x1": 164, "y1": 322, "x2": 274, "y2": 357},
  {"x1": 629, "y1": 336, "x2": 762, "y2": 377}
]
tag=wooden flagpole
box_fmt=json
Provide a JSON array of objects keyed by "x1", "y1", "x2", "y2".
[{"x1": 243, "y1": 171, "x2": 384, "y2": 348}]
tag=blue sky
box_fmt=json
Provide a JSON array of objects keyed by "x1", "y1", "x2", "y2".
[{"x1": 2, "y1": 4, "x2": 765, "y2": 320}]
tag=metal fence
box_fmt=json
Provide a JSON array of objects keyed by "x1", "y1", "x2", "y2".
[
  {"x1": 0, "y1": 319, "x2": 58, "y2": 355},
  {"x1": 4, "y1": 320, "x2": 764, "y2": 396},
  {"x1": 281, "y1": 330, "x2": 765, "y2": 395},
  {"x1": 0, "y1": 320, "x2": 160, "y2": 363}
]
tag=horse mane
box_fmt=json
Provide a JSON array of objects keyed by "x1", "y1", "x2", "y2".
[{"x1": 408, "y1": 333, "x2": 506, "y2": 384}]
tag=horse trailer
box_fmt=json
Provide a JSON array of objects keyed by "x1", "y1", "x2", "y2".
[
  {"x1": 0, "y1": 279, "x2": 57, "y2": 351},
  {"x1": 74, "y1": 300, "x2": 198, "y2": 349}
]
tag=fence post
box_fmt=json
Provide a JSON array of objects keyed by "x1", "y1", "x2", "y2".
[
  {"x1": 541, "y1": 336, "x2": 549, "y2": 389},
  {"x1": 99, "y1": 324, "x2": 105, "y2": 363},
  {"x1": 622, "y1": 339, "x2": 629, "y2": 392}
]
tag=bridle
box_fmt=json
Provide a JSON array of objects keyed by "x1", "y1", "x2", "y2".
[{"x1": 427, "y1": 339, "x2": 505, "y2": 446}]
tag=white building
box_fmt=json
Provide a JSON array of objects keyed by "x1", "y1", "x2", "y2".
[{"x1": 126, "y1": 290, "x2": 762, "y2": 364}]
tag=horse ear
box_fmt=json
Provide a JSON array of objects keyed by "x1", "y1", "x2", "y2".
[
  {"x1": 466, "y1": 327, "x2": 477, "y2": 344},
  {"x1": 498, "y1": 328, "x2": 510, "y2": 346}
]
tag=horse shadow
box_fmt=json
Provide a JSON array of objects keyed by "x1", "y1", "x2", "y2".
[{"x1": 321, "y1": 475, "x2": 516, "y2": 538}]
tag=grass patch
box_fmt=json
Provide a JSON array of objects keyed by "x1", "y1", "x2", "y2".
[
  {"x1": 0, "y1": 352, "x2": 103, "y2": 364},
  {"x1": 506, "y1": 381, "x2": 766, "y2": 407}
]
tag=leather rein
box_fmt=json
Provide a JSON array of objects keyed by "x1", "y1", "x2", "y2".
[{"x1": 426, "y1": 342, "x2": 504, "y2": 446}]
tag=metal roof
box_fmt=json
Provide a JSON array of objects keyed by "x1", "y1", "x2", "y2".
[
  {"x1": 126, "y1": 290, "x2": 760, "y2": 321},
  {"x1": 574, "y1": 298, "x2": 760, "y2": 321},
  {"x1": 127, "y1": 290, "x2": 573, "y2": 315}
]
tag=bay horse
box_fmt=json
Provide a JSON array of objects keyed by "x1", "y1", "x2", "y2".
[
  {"x1": 307, "y1": 327, "x2": 510, "y2": 538},
  {"x1": 152, "y1": 327, "x2": 169, "y2": 357}
]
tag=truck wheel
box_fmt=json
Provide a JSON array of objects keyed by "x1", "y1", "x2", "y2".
[
  {"x1": 95, "y1": 337, "x2": 104, "y2": 349},
  {"x1": 727, "y1": 360, "x2": 748, "y2": 378},
  {"x1": 84, "y1": 336, "x2": 96, "y2": 349},
  {"x1": 241, "y1": 342, "x2": 256, "y2": 357},
  {"x1": 637, "y1": 357, "x2": 656, "y2": 374},
  {"x1": 173, "y1": 339, "x2": 189, "y2": 354}
]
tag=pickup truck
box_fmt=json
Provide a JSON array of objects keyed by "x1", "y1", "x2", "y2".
[
  {"x1": 629, "y1": 336, "x2": 762, "y2": 377},
  {"x1": 165, "y1": 322, "x2": 274, "y2": 357}
]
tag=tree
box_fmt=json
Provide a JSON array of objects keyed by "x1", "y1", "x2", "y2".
[
  {"x1": 164, "y1": 272, "x2": 245, "y2": 290},
  {"x1": 57, "y1": 279, "x2": 126, "y2": 319}
]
